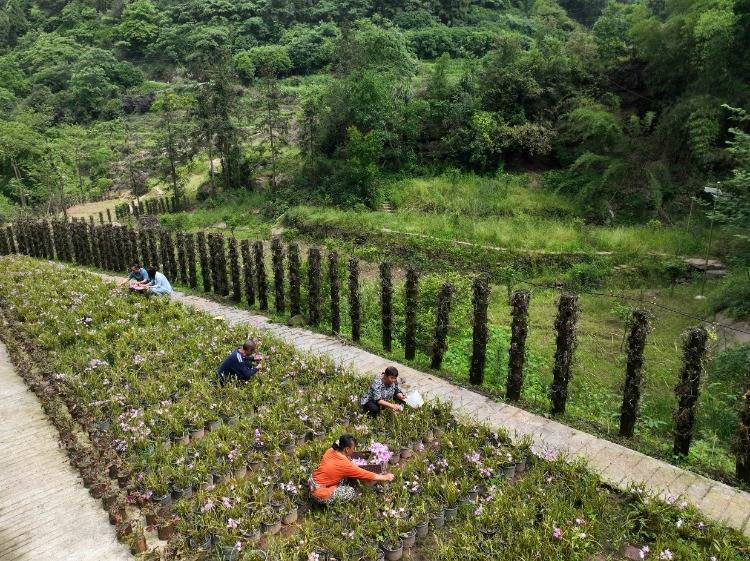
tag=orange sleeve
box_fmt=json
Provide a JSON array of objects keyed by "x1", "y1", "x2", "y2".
[{"x1": 339, "y1": 458, "x2": 379, "y2": 481}]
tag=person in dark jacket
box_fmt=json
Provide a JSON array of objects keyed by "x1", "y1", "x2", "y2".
[{"x1": 217, "y1": 340, "x2": 262, "y2": 385}]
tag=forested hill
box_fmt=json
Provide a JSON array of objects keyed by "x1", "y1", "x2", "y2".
[{"x1": 0, "y1": 0, "x2": 749, "y2": 225}]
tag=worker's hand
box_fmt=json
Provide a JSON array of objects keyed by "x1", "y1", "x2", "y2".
[
  {"x1": 381, "y1": 473, "x2": 395, "y2": 482},
  {"x1": 393, "y1": 404, "x2": 404, "y2": 412}
]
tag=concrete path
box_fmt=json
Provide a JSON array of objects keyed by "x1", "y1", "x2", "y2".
[
  {"x1": 0, "y1": 342, "x2": 132, "y2": 561},
  {"x1": 111, "y1": 278, "x2": 748, "y2": 537}
]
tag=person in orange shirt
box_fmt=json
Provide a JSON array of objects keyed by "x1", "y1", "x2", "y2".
[{"x1": 309, "y1": 435, "x2": 395, "y2": 504}]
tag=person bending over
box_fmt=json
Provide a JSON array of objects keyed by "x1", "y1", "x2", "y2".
[
  {"x1": 217, "y1": 340, "x2": 262, "y2": 385},
  {"x1": 142, "y1": 266, "x2": 172, "y2": 296},
  {"x1": 119, "y1": 262, "x2": 150, "y2": 290},
  {"x1": 360, "y1": 366, "x2": 406, "y2": 416},
  {"x1": 309, "y1": 435, "x2": 394, "y2": 505}
]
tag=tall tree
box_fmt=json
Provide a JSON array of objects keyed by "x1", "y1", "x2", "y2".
[
  {"x1": 192, "y1": 50, "x2": 244, "y2": 191},
  {"x1": 150, "y1": 91, "x2": 195, "y2": 203},
  {"x1": 255, "y1": 74, "x2": 289, "y2": 190}
]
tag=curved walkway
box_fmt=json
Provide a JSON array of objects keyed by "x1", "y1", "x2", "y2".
[
  {"x1": 91, "y1": 272, "x2": 750, "y2": 537},
  {"x1": 0, "y1": 342, "x2": 131, "y2": 561}
]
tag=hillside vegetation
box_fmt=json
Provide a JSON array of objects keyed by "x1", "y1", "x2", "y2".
[{"x1": 0, "y1": 0, "x2": 748, "y2": 230}]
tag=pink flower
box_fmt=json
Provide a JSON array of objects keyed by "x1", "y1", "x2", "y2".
[
  {"x1": 227, "y1": 518, "x2": 238, "y2": 529},
  {"x1": 552, "y1": 527, "x2": 562, "y2": 540},
  {"x1": 201, "y1": 500, "x2": 215, "y2": 513},
  {"x1": 639, "y1": 545, "x2": 650, "y2": 559},
  {"x1": 222, "y1": 497, "x2": 232, "y2": 509},
  {"x1": 658, "y1": 550, "x2": 672, "y2": 560}
]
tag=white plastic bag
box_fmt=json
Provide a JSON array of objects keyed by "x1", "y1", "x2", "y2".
[{"x1": 404, "y1": 390, "x2": 424, "y2": 408}]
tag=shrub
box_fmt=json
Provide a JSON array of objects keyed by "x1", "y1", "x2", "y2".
[{"x1": 709, "y1": 272, "x2": 750, "y2": 320}]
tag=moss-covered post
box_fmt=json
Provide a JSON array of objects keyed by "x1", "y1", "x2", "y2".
[
  {"x1": 328, "y1": 251, "x2": 340, "y2": 334},
  {"x1": 736, "y1": 376, "x2": 750, "y2": 484},
  {"x1": 348, "y1": 257, "x2": 361, "y2": 341},
  {"x1": 93, "y1": 225, "x2": 104, "y2": 268},
  {"x1": 271, "y1": 237, "x2": 285, "y2": 313},
  {"x1": 128, "y1": 227, "x2": 138, "y2": 264},
  {"x1": 185, "y1": 233, "x2": 197, "y2": 289},
  {"x1": 197, "y1": 232, "x2": 212, "y2": 292},
  {"x1": 176, "y1": 232, "x2": 188, "y2": 284},
  {"x1": 469, "y1": 274, "x2": 490, "y2": 385},
  {"x1": 673, "y1": 327, "x2": 709, "y2": 455},
  {"x1": 240, "y1": 239, "x2": 255, "y2": 306},
  {"x1": 98, "y1": 211, "x2": 104, "y2": 225},
  {"x1": 159, "y1": 230, "x2": 171, "y2": 279},
  {"x1": 506, "y1": 290, "x2": 531, "y2": 402},
  {"x1": 253, "y1": 240, "x2": 268, "y2": 310},
  {"x1": 0, "y1": 226, "x2": 8, "y2": 255},
  {"x1": 288, "y1": 242, "x2": 301, "y2": 317},
  {"x1": 213, "y1": 234, "x2": 229, "y2": 296},
  {"x1": 147, "y1": 229, "x2": 159, "y2": 270},
  {"x1": 116, "y1": 226, "x2": 127, "y2": 271},
  {"x1": 6, "y1": 225, "x2": 16, "y2": 254},
  {"x1": 404, "y1": 267, "x2": 419, "y2": 360},
  {"x1": 89, "y1": 223, "x2": 101, "y2": 268},
  {"x1": 228, "y1": 236, "x2": 242, "y2": 302},
  {"x1": 430, "y1": 283, "x2": 453, "y2": 369},
  {"x1": 550, "y1": 293, "x2": 579, "y2": 414},
  {"x1": 106, "y1": 208, "x2": 112, "y2": 223},
  {"x1": 96, "y1": 224, "x2": 107, "y2": 269},
  {"x1": 308, "y1": 247, "x2": 322, "y2": 324},
  {"x1": 619, "y1": 309, "x2": 651, "y2": 437},
  {"x1": 379, "y1": 261, "x2": 393, "y2": 352},
  {"x1": 45, "y1": 221, "x2": 55, "y2": 259},
  {"x1": 70, "y1": 221, "x2": 81, "y2": 263},
  {"x1": 82, "y1": 221, "x2": 93, "y2": 265},
  {"x1": 138, "y1": 228, "x2": 149, "y2": 267}
]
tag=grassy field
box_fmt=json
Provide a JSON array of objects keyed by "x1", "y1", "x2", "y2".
[{"x1": 284, "y1": 205, "x2": 708, "y2": 256}]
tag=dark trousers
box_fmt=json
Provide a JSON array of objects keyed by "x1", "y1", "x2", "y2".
[
  {"x1": 218, "y1": 368, "x2": 257, "y2": 386},
  {"x1": 361, "y1": 396, "x2": 405, "y2": 417}
]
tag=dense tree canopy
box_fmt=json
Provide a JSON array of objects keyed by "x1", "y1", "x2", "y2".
[{"x1": 0, "y1": 0, "x2": 748, "y2": 223}]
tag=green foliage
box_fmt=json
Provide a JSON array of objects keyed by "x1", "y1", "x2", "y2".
[
  {"x1": 282, "y1": 23, "x2": 339, "y2": 74},
  {"x1": 116, "y1": 0, "x2": 161, "y2": 55},
  {"x1": 709, "y1": 271, "x2": 750, "y2": 320},
  {"x1": 247, "y1": 45, "x2": 292, "y2": 77}
]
